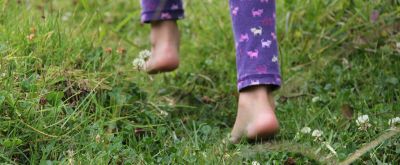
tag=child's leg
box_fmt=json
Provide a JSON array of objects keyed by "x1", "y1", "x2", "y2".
[
  {"x1": 229, "y1": 0, "x2": 281, "y2": 143},
  {"x1": 140, "y1": 0, "x2": 184, "y2": 74}
]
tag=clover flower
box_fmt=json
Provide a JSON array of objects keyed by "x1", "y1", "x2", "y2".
[
  {"x1": 388, "y1": 117, "x2": 400, "y2": 128},
  {"x1": 132, "y1": 58, "x2": 146, "y2": 70},
  {"x1": 251, "y1": 161, "x2": 261, "y2": 165},
  {"x1": 133, "y1": 50, "x2": 152, "y2": 70},
  {"x1": 356, "y1": 115, "x2": 371, "y2": 131},
  {"x1": 311, "y1": 129, "x2": 323, "y2": 141},
  {"x1": 138, "y1": 50, "x2": 151, "y2": 60},
  {"x1": 312, "y1": 129, "x2": 323, "y2": 137},
  {"x1": 301, "y1": 127, "x2": 312, "y2": 134},
  {"x1": 356, "y1": 115, "x2": 369, "y2": 124}
]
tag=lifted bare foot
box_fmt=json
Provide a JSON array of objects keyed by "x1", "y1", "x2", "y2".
[
  {"x1": 145, "y1": 20, "x2": 180, "y2": 74},
  {"x1": 230, "y1": 86, "x2": 279, "y2": 143}
]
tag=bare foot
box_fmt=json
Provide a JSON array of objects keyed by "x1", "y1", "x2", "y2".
[
  {"x1": 230, "y1": 86, "x2": 279, "y2": 143},
  {"x1": 145, "y1": 20, "x2": 180, "y2": 74}
]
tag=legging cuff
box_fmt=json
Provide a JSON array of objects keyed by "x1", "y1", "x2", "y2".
[
  {"x1": 141, "y1": 10, "x2": 184, "y2": 23},
  {"x1": 237, "y1": 74, "x2": 281, "y2": 92}
]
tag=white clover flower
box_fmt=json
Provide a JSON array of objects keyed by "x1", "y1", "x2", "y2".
[
  {"x1": 301, "y1": 127, "x2": 312, "y2": 134},
  {"x1": 132, "y1": 58, "x2": 146, "y2": 70},
  {"x1": 133, "y1": 50, "x2": 152, "y2": 71},
  {"x1": 312, "y1": 129, "x2": 323, "y2": 137},
  {"x1": 388, "y1": 117, "x2": 400, "y2": 128},
  {"x1": 252, "y1": 161, "x2": 261, "y2": 165},
  {"x1": 138, "y1": 50, "x2": 151, "y2": 60},
  {"x1": 356, "y1": 115, "x2": 369, "y2": 124},
  {"x1": 356, "y1": 115, "x2": 371, "y2": 130},
  {"x1": 311, "y1": 129, "x2": 323, "y2": 141}
]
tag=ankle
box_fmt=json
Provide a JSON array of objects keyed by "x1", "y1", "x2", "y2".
[
  {"x1": 240, "y1": 85, "x2": 268, "y2": 100},
  {"x1": 239, "y1": 85, "x2": 275, "y2": 108},
  {"x1": 151, "y1": 20, "x2": 177, "y2": 27}
]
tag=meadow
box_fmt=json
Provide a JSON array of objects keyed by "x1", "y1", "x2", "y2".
[{"x1": 0, "y1": 0, "x2": 399, "y2": 164}]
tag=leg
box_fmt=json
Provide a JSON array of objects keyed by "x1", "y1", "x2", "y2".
[
  {"x1": 229, "y1": 0, "x2": 281, "y2": 143},
  {"x1": 140, "y1": 0, "x2": 184, "y2": 74}
]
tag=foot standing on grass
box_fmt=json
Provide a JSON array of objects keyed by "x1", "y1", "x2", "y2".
[{"x1": 140, "y1": 0, "x2": 281, "y2": 143}]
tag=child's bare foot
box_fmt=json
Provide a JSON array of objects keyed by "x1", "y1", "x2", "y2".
[
  {"x1": 145, "y1": 20, "x2": 180, "y2": 74},
  {"x1": 230, "y1": 86, "x2": 279, "y2": 143}
]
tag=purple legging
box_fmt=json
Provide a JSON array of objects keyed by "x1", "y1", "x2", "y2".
[{"x1": 141, "y1": 0, "x2": 281, "y2": 91}]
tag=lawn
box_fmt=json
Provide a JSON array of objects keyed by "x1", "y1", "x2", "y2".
[{"x1": 0, "y1": 0, "x2": 399, "y2": 164}]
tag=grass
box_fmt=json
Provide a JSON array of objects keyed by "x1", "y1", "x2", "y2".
[{"x1": 0, "y1": 0, "x2": 399, "y2": 164}]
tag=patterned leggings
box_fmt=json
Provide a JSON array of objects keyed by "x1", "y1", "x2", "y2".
[{"x1": 141, "y1": 0, "x2": 281, "y2": 91}]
